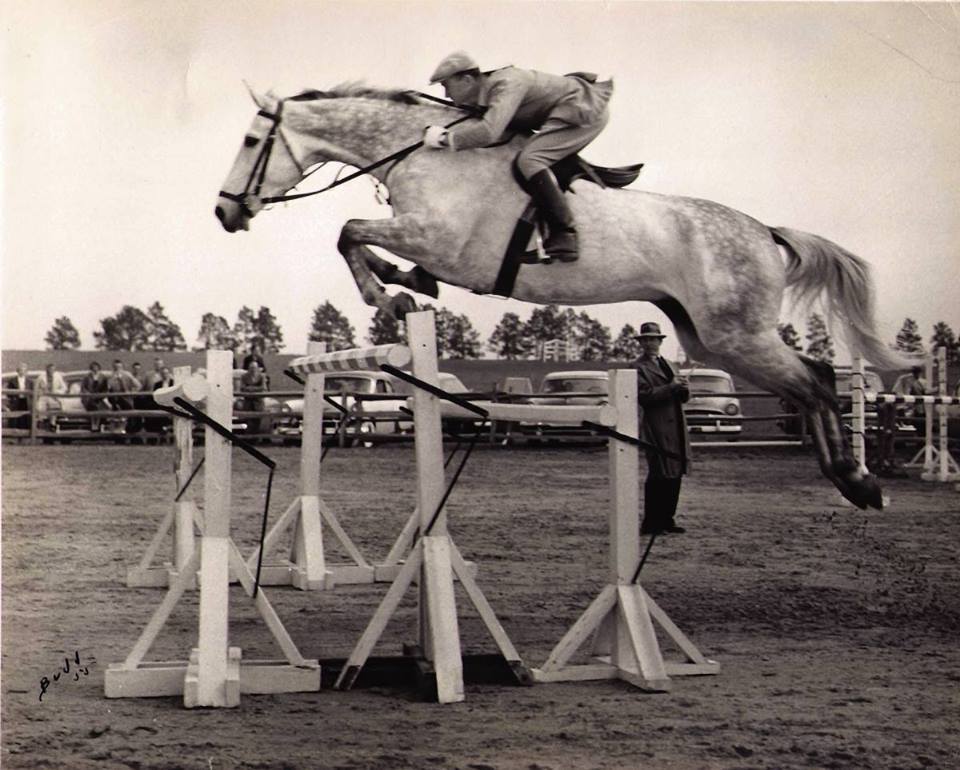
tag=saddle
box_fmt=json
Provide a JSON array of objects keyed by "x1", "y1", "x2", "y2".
[{"x1": 490, "y1": 155, "x2": 644, "y2": 298}]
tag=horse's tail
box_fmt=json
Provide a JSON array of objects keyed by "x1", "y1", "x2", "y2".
[{"x1": 771, "y1": 226, "x2": 911, "y2": 370}]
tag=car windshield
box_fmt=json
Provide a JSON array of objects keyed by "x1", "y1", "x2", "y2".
[
  {"x1": 325, "y1": 376, "x2": 371, "y2": 393},
  {"x1": 687, "y1": 375, "x2": 731, "y2": 393},
  {"x1": 541, "y1": 378, "x2": 607, "y2": 394}
]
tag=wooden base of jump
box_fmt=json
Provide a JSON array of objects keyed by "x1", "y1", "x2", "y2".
[
  {"x1": 107, "y1": 352, "x2": 319, "y2": 707},
  {"x1": 531, "y1": 583, "x2": 719, "y2": 689},
  {"x1": 532, "y1": 370, "x2": 719, "y2": 692},
  {"x1": 332, "y1": 312, "x2": 528, "y2": 703}
]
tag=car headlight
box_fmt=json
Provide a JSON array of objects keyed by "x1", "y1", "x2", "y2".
[{"x1": 724, "y1": 402, "x2": 740, "y2": 415}]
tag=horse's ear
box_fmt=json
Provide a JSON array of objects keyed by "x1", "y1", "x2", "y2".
[{"x1": 243, "y1": 80, "x2": 265, "y2": 109}]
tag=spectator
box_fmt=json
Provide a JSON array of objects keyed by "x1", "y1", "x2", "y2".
[
  {"x1": 633, "y1": 322, "x2": 691, "y2": 535},
  {"x1": 143, "y1": 357, "x2": 166, "y2": 392},
  {"x1": 37, "y1": 363, "x2": 67, "y2": 423},
  {"x1": 5, "y1": 363, "x2": 32, "y2": 429},
  {"x1": 240, "y1": 360, "x2": 268, "y2": 437},
  {"x1": 242, "y1": 342, "x2": 266, "y2": 372},
  {"x1": 128, "y1": 362, "x2": 149, "y2": 435},
  {"x1": 893, "y1": 365, "x2": 927, "y2": 429},
  {"x1": 107, "y1": 359, "x2": 140, "y2": 413},
  {"x1": 144, "y1": 365, "x2": 176, "y2": 440},
  {"x1": 80, "y1": 361, "x2": 108, "y2": 431}
]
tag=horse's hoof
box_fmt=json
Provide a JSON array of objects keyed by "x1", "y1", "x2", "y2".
[
  {"x1": 390, "y1": 292, "x2": 417, "y2": 320},
  {"x1": 837, "y1": 471, "x2": 884, "y2": 510}
]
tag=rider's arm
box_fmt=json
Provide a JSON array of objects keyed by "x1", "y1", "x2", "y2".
[{"x1": 447, "y1": 73, "x2": 529, "y2": 150}]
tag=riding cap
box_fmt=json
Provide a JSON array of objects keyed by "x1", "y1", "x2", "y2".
[
  {"x1": 429, "y1": 51, "x2": 479, "y2": 83},
  {"x1": 636, "y1": 322, "x2": 666, "y2": 339}
]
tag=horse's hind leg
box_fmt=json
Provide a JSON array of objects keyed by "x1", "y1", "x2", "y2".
[{"x1": 666, "y1": 308, "x2": 884, "y2": 510}]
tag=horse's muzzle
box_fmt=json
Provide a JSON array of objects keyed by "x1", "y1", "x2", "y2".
[{"x1": 214, "y1": 203, "x2": 248, "y2": 232}]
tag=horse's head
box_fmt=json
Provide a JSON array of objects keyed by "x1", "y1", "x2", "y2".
[{"x1": 215, "y1": 89, "x2": 307, "y2": 233}]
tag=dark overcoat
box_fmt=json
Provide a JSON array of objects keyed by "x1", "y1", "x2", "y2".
[{"x1": 635, "y1": 355, "x2": 690, "y2": 478}]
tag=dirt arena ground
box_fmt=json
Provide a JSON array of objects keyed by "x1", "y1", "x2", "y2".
[{"x1": 2, "y1": 443, "x2": 958, "y2": 770}]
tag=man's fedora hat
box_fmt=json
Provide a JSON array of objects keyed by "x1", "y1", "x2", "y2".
[
  {"x1": 636, "y1": 322, "x2": 666, "y2": 339},
  {"x1": 430, "y1": 51, "x2": 479, "y2": 83}
]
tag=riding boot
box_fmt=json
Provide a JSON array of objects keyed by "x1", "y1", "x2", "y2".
[{"x1": 527, "y1": 169, "x2": 579, "y2": 262}]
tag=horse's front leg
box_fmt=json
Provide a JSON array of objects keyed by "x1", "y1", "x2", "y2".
[{"x1": 337, "y1": 215, "x2": 449, "y2": 318}]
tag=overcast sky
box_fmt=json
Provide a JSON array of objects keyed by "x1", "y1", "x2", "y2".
[{"x1": 3, "y1": 1, "x2": 959, "y2": 361}]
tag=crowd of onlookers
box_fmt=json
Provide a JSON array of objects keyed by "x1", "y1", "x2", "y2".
[{"x1": 3, "y1": 344, "x2": 273, "y2": 439}]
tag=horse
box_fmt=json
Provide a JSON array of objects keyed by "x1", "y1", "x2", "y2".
[{"x1": 215, "y1": 85, "x2": 908, "y2": 511}]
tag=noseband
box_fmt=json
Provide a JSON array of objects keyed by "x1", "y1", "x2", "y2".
[{"x1": 218, "y1": 100, "x2": 305, "y2": 215}]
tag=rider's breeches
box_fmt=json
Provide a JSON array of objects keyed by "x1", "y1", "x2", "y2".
[{"x1": 516, "y1": 110, "x2": 610, "y2": 179}]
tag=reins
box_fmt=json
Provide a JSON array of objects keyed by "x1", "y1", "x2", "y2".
[{"x1": 219, "y1": 92, "x2": 484, "y2": 210}]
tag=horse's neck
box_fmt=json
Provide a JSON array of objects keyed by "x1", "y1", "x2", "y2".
[{"x1": 291, "y1": 99, "x2": 447, "y2": 169}]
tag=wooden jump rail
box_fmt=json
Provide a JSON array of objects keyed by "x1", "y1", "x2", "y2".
[
  {"x1": 244, "y1": 340, "x2": 415, "y2": 591},
  {"x1": 106, "y1": 350, "x2": 320, "y2": 708}
]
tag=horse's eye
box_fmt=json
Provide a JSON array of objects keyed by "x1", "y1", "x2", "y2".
[{"x1": 244, "y1": 135, "x2": 259, "y2": 148}]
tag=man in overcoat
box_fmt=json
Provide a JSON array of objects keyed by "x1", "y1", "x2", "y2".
[
  {"x1": 423, "y1": 51, "x2": 613, "y2": 263},
  {"x1": 634, "y1": 322, "x2": 691, "y2": 535}
]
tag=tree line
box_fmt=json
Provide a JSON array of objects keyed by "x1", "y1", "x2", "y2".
[{"x1": 42, "y1": 302, "x2": 960, "y2": 364}]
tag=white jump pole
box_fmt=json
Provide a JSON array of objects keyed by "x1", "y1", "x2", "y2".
[
  {"x1": 334, "y1": 311, "x2": 527, "y2": 703},
  {"x1": 127, "y1": 365, "x2": 204, "y2": 588},
  {"x1": 532, "y1": 369, "x2": 719, "y2": 690},
  {"x1": 106, "y1": 350, "x2": 320, "y2": 708},
  {"x1": 245, "y1": 340, "x2": 412, "y2": 589}
]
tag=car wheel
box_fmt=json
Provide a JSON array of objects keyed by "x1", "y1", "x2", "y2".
[{"x1": 348, "y1": 420, "x2": 377, "y2": 449}]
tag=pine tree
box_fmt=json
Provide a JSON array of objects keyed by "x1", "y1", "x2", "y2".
[
  {"x1": 444, "y1": 313, "x2": 482, "y2": 359},
  {"x1": 894, "y1": 318, "x2": 924, "y2": 356},
  {"x1": 521, "y1": 304, "x2": 569, "y2": 353},
  {"x1": 308, "y1": 301, "x2": 356, "y2": 351},
  {"x1": 367, "y1": 306, "x2": 402, "y2": 344},
  {"x1": 233, "y1": 306, "x2": 258, "y2": 351},
  {"x1": 777, "y1": 322, "x2": 803, "y2": 352},
  {"x1": 571, "y1": 312, "x2": 611, "y2": 361},
  {"x1": 196, "y1": 313, "x2": 236, "y2": 350},
  {"x1": 44, "y1": 316, "x2": 81, "y2": 350},
  {"x1": 145, "y1": 302, "x2": 187, "y2": 351},
  {"x1": 488, "y1": 312, "x2": 531, "y2": 359},
  {"x1": 254, "y1": 306, "x2": 284, "y2": 353},
  {"x1": 611, "y1": 324, "x2": 641, "y2": 361},
  {"x1": 805, "y1": 313, "x2": 835, "y2": 363},
  {"x1": 929, "y1": 321, "x2": 957, "y2": 364},
  {"x1": 94, "y1": 306, "x2": 152, "y2": 350}
]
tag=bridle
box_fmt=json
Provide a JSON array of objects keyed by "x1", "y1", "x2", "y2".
[
  {"x1": 218, "y1": 92, "x2": 483, "y2": 217},
  {"x1": 217, "y1": 100, "x2": 307, "y2": 217}
]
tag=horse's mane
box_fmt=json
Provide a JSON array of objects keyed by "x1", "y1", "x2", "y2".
[{"x1": 290, "y1": 82, "x2": 421, "y2": 105}]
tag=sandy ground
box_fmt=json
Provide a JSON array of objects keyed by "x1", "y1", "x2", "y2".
[{"x1": 2, "y1": 443, "x2": 959, "y2": 770}]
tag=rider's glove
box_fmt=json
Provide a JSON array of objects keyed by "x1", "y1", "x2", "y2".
[{"x1": 423, "y1": 126, "x2": 449, "y2": 149}]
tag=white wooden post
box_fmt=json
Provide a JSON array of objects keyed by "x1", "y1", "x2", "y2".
[
  {"x1": 851, "y1": 356, "x2": 866, "y2": 471},
  {"x1": 190, "y1": 350, "x2": 236, "y2": 707}
]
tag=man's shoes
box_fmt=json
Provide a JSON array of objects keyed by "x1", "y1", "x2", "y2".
[
  {"x1": 641, "y1": 524, "x2": 686, "y2": 535},
  {"x1": 664, "y1": 524, "x2": 686, "y2": 534}
]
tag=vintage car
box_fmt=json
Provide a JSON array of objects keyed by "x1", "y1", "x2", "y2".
[
  {"x1": 678, "y1": 368, "x2": 742, "y2": 436},
  {"x1": 517, "y1": 368, "x2": 743, "y2": 441},
  {"x1": 276, "y1": 370, "x2": 412, "y2": 445}
]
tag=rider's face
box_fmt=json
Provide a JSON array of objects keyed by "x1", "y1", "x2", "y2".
[{"x1": 442, "y1": 73, "x2": 479, "y2": 106}]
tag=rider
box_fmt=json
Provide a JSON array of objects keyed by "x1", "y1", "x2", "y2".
[{"x1": 422, "y1": 51, "x2": 613, "y2": 263}]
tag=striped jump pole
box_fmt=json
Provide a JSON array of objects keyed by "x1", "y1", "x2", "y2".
[
  {"x1": 862, "y1": 349, "x2": 959, "y2": 483},
  {"x1": 106, "y1": 350, "x2": 321, "y2": 708},
  {"x1": 246, "y1": 340, "x2": 411, "y2": 590}
]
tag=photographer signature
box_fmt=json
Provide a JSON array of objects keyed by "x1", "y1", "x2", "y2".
[{"x1": 39, "y1": 650, "x2": 91, "y2": 702}]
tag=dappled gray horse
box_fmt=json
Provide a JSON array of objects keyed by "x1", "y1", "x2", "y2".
[{"x1": 215, "y1": 86, "x2": 908, "y2": 510}]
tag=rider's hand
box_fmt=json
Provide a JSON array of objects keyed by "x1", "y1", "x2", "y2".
[{"x1": 423, "y1": 126, "x2": 449, "y2": 149}]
